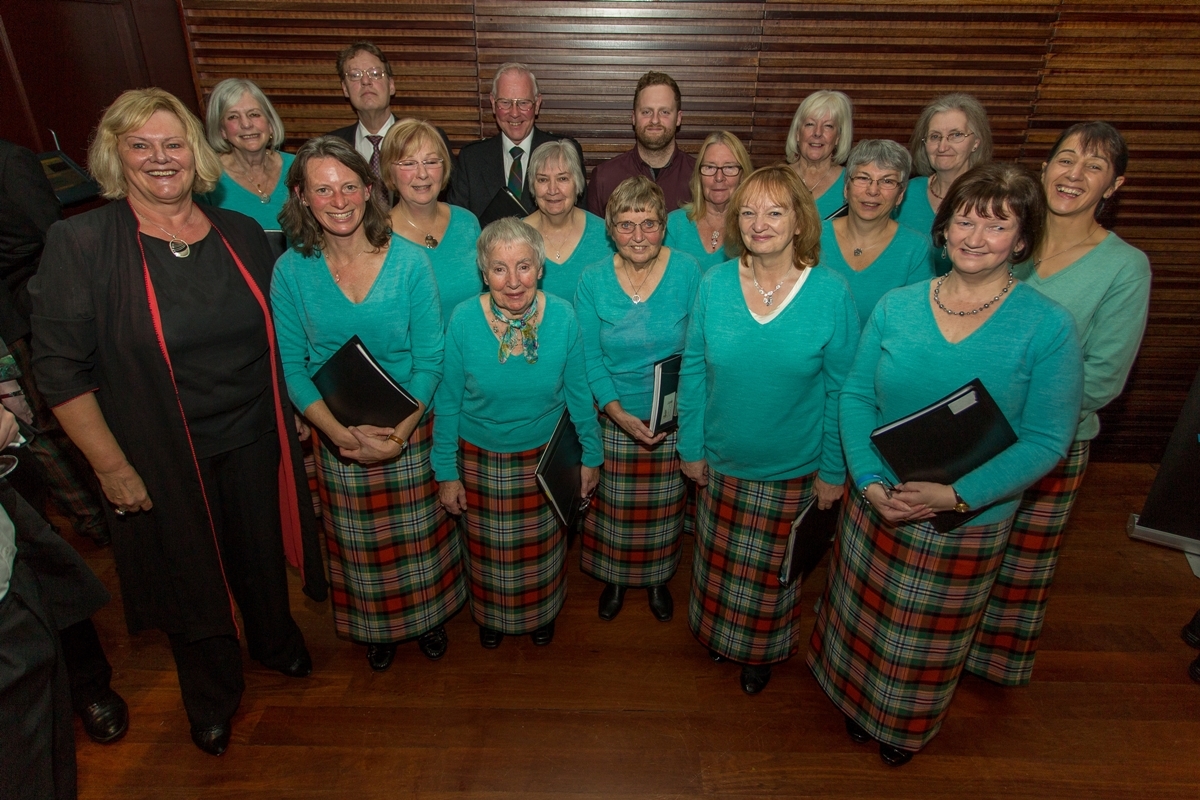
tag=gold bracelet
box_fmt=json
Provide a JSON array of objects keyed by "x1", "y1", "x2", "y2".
[{"x1": 388, "y1": 433, "x2": 407, "y2": 449}]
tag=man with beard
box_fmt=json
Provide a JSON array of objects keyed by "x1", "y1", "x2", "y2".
[{"x1": 586, "y1": 71, "x2": 695, "y2": 216}]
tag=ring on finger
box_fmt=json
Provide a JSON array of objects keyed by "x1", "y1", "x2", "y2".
[{"x1": 114, "y1": 508, "x2": 127, "y2": 516}]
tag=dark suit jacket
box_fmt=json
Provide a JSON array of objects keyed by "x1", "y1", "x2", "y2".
[
  {"x1": 0, "y1": 140, "x2": 62, "y2": 343},
  {"x1": 325, "y1": 120, "x2": 455, "y2": 164},
  {"x1": 447, "y1": 127, "x2": 585, "y2": 224}
]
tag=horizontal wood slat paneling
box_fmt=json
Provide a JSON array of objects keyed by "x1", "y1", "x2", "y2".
[{"x1": 177, "y1": 0, "x2": 1200, "y2": 461}]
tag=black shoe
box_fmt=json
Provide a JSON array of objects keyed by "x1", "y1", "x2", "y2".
[
  {"x1": 598, "y1": 583, "x2": 626, "y2": 620},
  {"x1": 740, "y1": 664, "x2": 771, "y2": 695},
  {"x1": 647, "y1": 585, "x2": 673, "y2": 622},
  {"x1": 879, "y1": 743, "x2": 914, "y2": 767},
  {"x1": 1182, "y1": 610, "x2": 1200, "y2": 649},
  {"x1": 479, "y1": 627, "x2": 504, "y2": 649},
  {"x1": 418, "y1": 625, "x2": 448, "y2": 661},
  {"x1": 844, "y1": 715, "x2": 871, "y2": 744},
  {"x1": 366, "y1": 643, "x2": 397, "y2": 672},
  {"x1": 1189, "y1": 654, "x2": 1200, "y2": 684},
  {"x1": 191, "y1": 722, "x2": 231, "y2": 756},
  {"x1": 276, "y1": 648, "x2": 313, "y2": 678},
  {"x1": 76, "y1": 687, "x2": 129, "y2": 744},
  {"x1": 530, "y1": 620, "x2": 556, "y2": 646},
  {"x1": 709, "y1": 648, "x2": 726, "y2": 663}
]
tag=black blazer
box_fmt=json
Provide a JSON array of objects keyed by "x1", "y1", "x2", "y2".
[{"x1": 447, "y1": 128, "x2": 585, "y2": 223}]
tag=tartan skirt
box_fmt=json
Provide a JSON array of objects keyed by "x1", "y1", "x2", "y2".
[
  {"x1": 966, "y1": 440, "x2": 1090, "y2": 685},
  {"x1": 688, "y1": 469, "x2": 815, "y2": 665},
  {"x1": 807, "y1": 492, "x2": 1013, "y2": 752},
  {"x1": 580, "y1": 415, "x2": 686, "y2": 587},
  {"x1": 314, "y1": 417, "x2": 466, "y2": 644},
  {"x1": 459, "y1": 439, "x2": 566, "y2": 634}
]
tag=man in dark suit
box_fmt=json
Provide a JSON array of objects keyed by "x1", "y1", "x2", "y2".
[{"x1": 448, "y1": 63, "x2": 585, "y2": 225}]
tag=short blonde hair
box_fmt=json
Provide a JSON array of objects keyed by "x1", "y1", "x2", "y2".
[
  {"x1": 725, "y1": 166, "x2": 821, "y2": 271},
  {"x1": 205, "y1": 78, "x2": 286, "y2": 155},
  {"x1": 380, "y1": 118, "x2": 452, "y2": 193},
  {"x1": 784, "y1": 90, "x2": 853, "y2": 166},
  {"x1": 89, "y1": 88, "x2": 221, "y2": 199},
  {"x1": 604, "y1": 176, "x2": 666, "y2": 238},
  {"x1": 681, "y1": 131, "x2": 753, "y2": 223}
]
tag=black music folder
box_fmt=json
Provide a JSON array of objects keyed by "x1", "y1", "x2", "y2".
[
  {"x1": 536, "y1": 409, "x2": 585, "y2": 528},
  {"x1": 648, "y1": 353, "x2": 682, "y2": 436},
  {"x1": 870, "y1": 378, "x2": 1017, "y2": 532},
  {"x1": 479, "y1": 188, "x2": 529, "y2": 226},
  {"x1": 312, "y1": 335, "x2": 420, "y2": 428}
]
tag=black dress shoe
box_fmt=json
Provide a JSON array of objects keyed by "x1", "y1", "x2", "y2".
[
  {"x1": 1182, "y1": 610, "x2": 1200, "y2": 649},
  {"x1": 418, "y1": 625, "x2": 448, "y2": 661},
  {"x1": 479, "y1": 627, "x2": 504, "y2": 649},
  {"x1": 191, "y1": 722, "x2": 231, "y2": 756},
  {"x1": 740, "y1": 664, "x2": 772, "y2": 695},
  {"x1": 76, "y1": 687, "x2": 129, "y2": 744},
  {"x1": 879, "y1": 742, "x2": 914, "y2": 767},
  {"x1": 647, "y1": 585, "x2": 673, "y2": 622},
  {"x1": 598, "y1": 584, "x2": 626, "y2": 620},
  {"x1": 366, "y1": 643, "x2": 397, "y2": 672},
  {"x1": 276, "y1": 649, "x2": 313, "y2": 678},
  {"x1": 844, "y1": 715, "x2": 871, "y2": 744},
  {"x1": 709, "y1": 648, "x2": 726, "y2": 663},
  {"x1": 1189, "y1": 654, "x2": 1200, "y2": 684},
  {"x1": 530, "y1": 620, "x2": 556, "y2": 646}
]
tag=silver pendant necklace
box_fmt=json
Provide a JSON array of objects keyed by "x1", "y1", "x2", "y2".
[
  {"x1": 751, "y1": 267, "x2": 787, "y2": 306},
  {"x1": 138, "y1": 208, "x2": 195, "y2": 258}
]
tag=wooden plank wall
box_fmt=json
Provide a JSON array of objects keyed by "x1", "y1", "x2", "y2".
[{"x1": 178, "y1": 0, "x2": 1200, "y2": 462}]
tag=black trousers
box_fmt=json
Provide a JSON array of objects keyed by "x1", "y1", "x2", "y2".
[{"x1": 171, "y1": 430, "x2": 307, "y2": 729}]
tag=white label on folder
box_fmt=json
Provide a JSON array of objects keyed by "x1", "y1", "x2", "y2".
[
  {"x1": 948, "y1": 390, "x2": 978, "y2": 415},
  {"x1": 661, "y1": 392, "x2": 677, "y2": 422}
]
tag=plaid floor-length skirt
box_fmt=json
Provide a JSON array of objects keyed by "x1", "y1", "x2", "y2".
[
  {"x1": 581, "y1": 415, "x2": 686, "y2": 587},
  {"x1": 459, "y1": 439, "x2": 566, "y2": 634},
  {"x1": 965, "y1": 440, "x2": 1090, "y2": 685},
  {"x1": 807, "y1": 492, "x2": 1013, "y2": 752},
  {"x1": 314, "y1": 417, "x2": 465, "y2": 644},
  {"x1": 689, "y1": 469, "x2": 815, "y2": 665}
]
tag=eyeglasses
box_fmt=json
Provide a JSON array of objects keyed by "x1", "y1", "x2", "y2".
[
  {"x1": 614, "y1": 219, "x2": 663, "y2": 234},
  {"x1": 923, "y1": 130, "x2": 973, "y2": 146},
  {"x1": 495, "y1": 98, "x2": 535, "y2": 112},
  {"x1": 849, "y1": 175, "x2": 902, "y2": 190},
  {"x1": 699, "y1": 164, "x2": 743, "y2": 177},
  {"x1": 344, "y1": 68, "x2": 388, "y2": 82},
  {"x1": 393, "y1": 158, "x2": 445, "y2": 171}
]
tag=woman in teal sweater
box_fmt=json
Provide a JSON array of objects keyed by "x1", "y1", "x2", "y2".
[
  {"x1": 198, "y1": 78, "x2": 293, "y2": 231},
  {"x1": 783, "y1": 91, "x2": 854, "y2": 219},
  {"x1": 664, "y1": 131, "x2": 754, "y2": 271},
  {"x1": 677, "y1": 166, "x2": 859, "y2": 696},
  {"x1": 966, "y1": 123, "x2": 1151, "y2": 687},
  {"x1": 384, "y1": 118, "x2": 482, "y2": 325},
  {"x1": 808, "y1": 163, "x2": 1083, "y2": 767},
  {"x1": 272, "y1": 137, "x2": 464, "y2": 673},
  {"x1": 820, "y1": 139, "x2": 934, "y2": 326},
  {"x1": 434, "y1": 217, "x2": 602, "y2": 649},
  {"x1": 575, "y1": 177, "x2": 702, "y2": 624}
]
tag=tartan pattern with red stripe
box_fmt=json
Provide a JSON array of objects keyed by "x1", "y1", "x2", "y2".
[
  {"x1": 965, "y1": 440, "x2": 1090, "y2": 685},
  {"x1": 580, "y1": 415, "x2": 686, "y2": 586},
  {"x1": 314, "y1": 417, "x2": 465, "y2": 643},
  {"x1": 459, "y1": 438, "x2": 566, "y2": 634},
  {"x1": 807, "y1": 492, "x2": 1013, "y2": 751},
  {"x1": 687, "y1": 469, "x2": 814, "y2": 665}
]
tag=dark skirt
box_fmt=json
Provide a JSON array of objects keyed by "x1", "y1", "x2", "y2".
[
  {"x1": 314, "y1": 417, "x2": 465, "y2": 643},
  {"x1": 688, "y1": 469, "x2": 815, "y2": 665},
  {"x1": 966, "y1": 440, "x2": 1090, "y2": 685},
  {"x1": 807, "y1": 492, "x2": 1013, "y2": 752},
  {"x1": 581, "y1": 415, "x2": 686, "y2": 587},
  {"x1": 458, "y1": 438, "x2": 565, "y2": 634}
]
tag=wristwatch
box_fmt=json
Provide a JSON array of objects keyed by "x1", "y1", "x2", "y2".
[{"x1": 952, "y1": 488, "x2": 970, "y2": 514}]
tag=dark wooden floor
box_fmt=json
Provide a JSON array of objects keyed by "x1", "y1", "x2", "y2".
[{"x1": 67, "y1": 463, "x2": 1200, "y2": 799}]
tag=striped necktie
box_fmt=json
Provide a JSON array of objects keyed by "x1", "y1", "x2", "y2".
[{"x1": 507, "y1": 145, "x2": 524, "y2": 198}]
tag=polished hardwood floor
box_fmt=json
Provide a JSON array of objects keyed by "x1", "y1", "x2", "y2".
[{"x1": 66, "y1": 463, "x2": 1200, "y2": 799}]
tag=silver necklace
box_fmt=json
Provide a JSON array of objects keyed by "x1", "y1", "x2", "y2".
[
  {"x1": 751, "y1": 266, "x2": 789, "y2": 306},
  {"x1": 401, "y1": 210, "x2": 438, "y2": 248},
  {"x1": 934, "y1": 270, "x2": 1014, "y2": 316},
  {"x1": 622, "y1": 253, "x2": 658, "y2": 304},
  {"x1": 1033, "y1": 226, "x2": 1099, "y2": 269},
  {"x1": 138, "y1": 207, "x2": 196, "y2": 258}
]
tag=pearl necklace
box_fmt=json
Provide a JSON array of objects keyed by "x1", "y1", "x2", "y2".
[{"x1": 933, "y1": 270, "x2": 1014, "y2": 316}]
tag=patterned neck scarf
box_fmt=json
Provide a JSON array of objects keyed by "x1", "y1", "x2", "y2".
[{"x1": 490, "y1": 295, "x2": 539, "y2": 364}]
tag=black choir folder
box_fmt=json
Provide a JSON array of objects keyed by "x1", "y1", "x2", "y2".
[
  {"x1": 536, "y1": 410, "x2": 585, "y2": 528},
  {"x1": 648, "y1": 353, "x2": 682, "y2": 436},
  {"x1": 312, "y1": 335, "x2": 420, "y2": 428},
  {"x1": 869, "y1": 378, "x2": 1017, "y2": 533}
]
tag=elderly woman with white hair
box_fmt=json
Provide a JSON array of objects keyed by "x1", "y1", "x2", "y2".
[
  {"x1": 434, "y1": 217, "x2": 603, "y2": 649},
  {"x1": 199, "y1": 77, "x2": 292, "y2": 230},
  {"x1": 820, "y1": 139, "x2": 934, "y2": 326},
  {"x1": 784, "y1": 90, "x2": 854, "y2": 220},
  {"x1": 523, "y1": 139, "x2": 614, "y2": 300}
]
